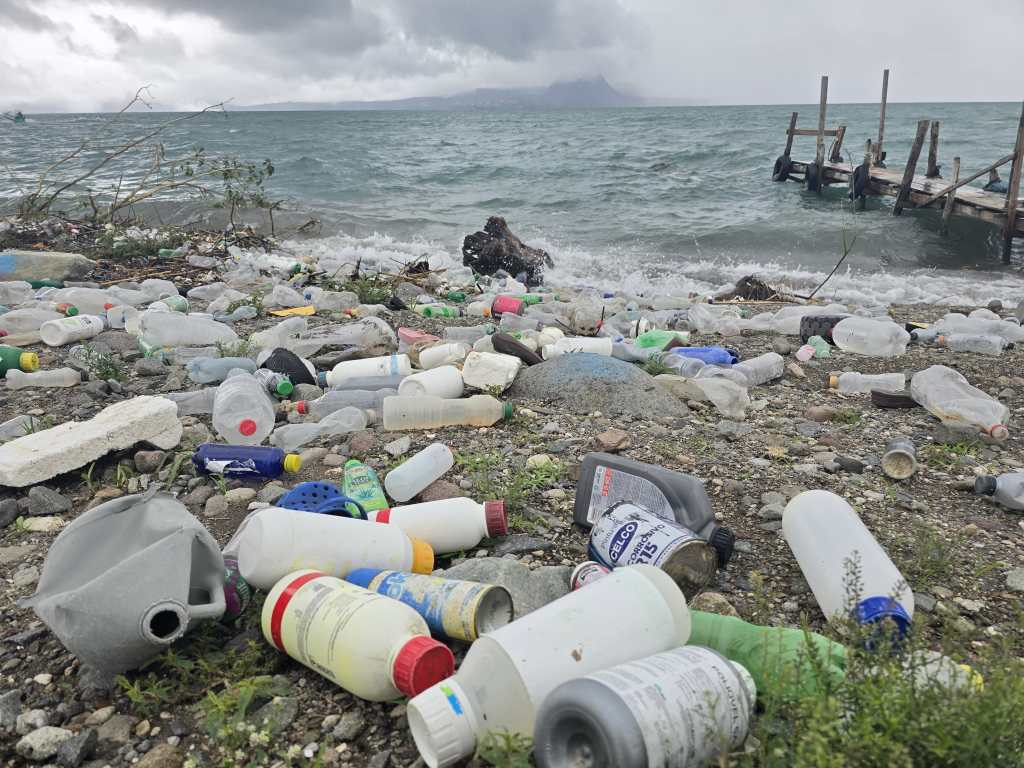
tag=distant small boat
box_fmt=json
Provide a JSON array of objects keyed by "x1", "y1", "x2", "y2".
[{"x1": 3, "y1": 111, "x2": 26, "y2": 124}]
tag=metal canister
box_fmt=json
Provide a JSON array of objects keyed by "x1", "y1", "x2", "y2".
[
  {"x1": 588, "y1": 502, "x2": 717, "y2": 598},
  {"x1": 881, "y1": 438, "x2": 918, "y2": 480},
  {"x1": 345, "y1": 569, "x2": 513, "y2": 642},
  {"x1": 570, "y1": 561, "x2": 611, "y2": 591}
]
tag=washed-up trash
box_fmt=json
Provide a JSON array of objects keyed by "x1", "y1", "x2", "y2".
[
  {"x1": 0, "y1": 344, "x2": 38, "y2": 376},
  {"x1": 318, "y1": 354, "x2": 412, "y2": 388},
  {"x1": 187, "y1": 356, "x2": 257, "y2": 384},
  {"x1": 418, "y1": 342, "x2": 470, "y2": 369},
  {"x1": 974, "y1": 472, "x2": 1024, "y2": 511},
  {"x1": 460, "y1": 351, "x2": 522, "y2": 392},
  {"x1": 491, "y1": 332, "x2": 544, "y2": 366},
  {"x1": 0, "y1": 249, "x2": 95, "y2": 283},
  {"x1": 384, "y1": 443, "x2": 454, "y2": 503},
  {"x1": 938, "y1": 333, "x2": 1008, "y2": 356},
  {"x1": 212, "y1": 370, "x2": 277, "y2": 445},
  {"x1": 295, "y1": 388, "x2": 396, "y2": 418},
  {"x1": 575, "y1": 452, "x2": 733, "y2": 565},
  {"x1": 541, "y1": 336, "x2": 613, "y2": 359},
  {"x1": 227, "y1": 506, "x2": 434, "y2": 591},
  {"x1": 534, "y1": 646, "x2": 754, "y2": 768},
  {"x1": 259, "y1": 347, "x2": 318, "y2": 387},
  {"x1": 656, "y1": 374, "x2": 750, "y2": 420},
  {"x1": 930, "y1": 312, "x2": 1024, "y2": 343},
  {"x1": 251, "y1": 316, "x2": 307, "y2": 350},
  {"x1": 22, "y1": 489, "x2": 225, "y2": 673},
  {"x1": 368, "y1": 497, "x2": 507, "y2": 554},
  {"x1": 290, "y1": 316, "x2": 398, "y2": 359},
  {"x1": 262, "y1": 571, "x2": 454, "y2": 701},
  {"x1": 799, "y1": 313, "x2": 848, "y2": 343},
  {"x1": 192, "y1": 443, "x2": 301, "y2": 479},
  {"x1": 398, "y1": 366, "x2": 463, "y2": 399},
  {"x1": 137, "y1": 310, "x2": 239, "y2": 348},
  {"x1": 588, "y1": 502, "x2": 717, "y2": 598},
  {"x1": 806, "y1": 334, "x2": 831, "y2": 358},
  {"x1": 570, "y1": 561, "x2": 610, "y2": 590},
  {"x1": 732, "y1": 351, "x2": 784, "y2": 386},
  {"x1": 277, "y1": 481, "x2": 365, "y2": 516},
  {"x1": 829, "y1": 371, "x2": 906, "y2": 394},
  {"x1": 634, "y1": 328, "x2": 691, "y2": 349},
  {"x1": 831, "y1": 317, "x2": 910, "y2": 357},
  {"x1": 382, "y1": 394, "x2": 512, "y2": 430},
  {"x1": 0, "y1": 395, "x2": 181, "y2": 487},
  {"x1": 270, "y1": 406, "x2": 369, "y2": 452},
  {"x1": 252, "y1": 368, "x2": 293, "y2": 398},
  {"x1": 695, "y1": 364, "x2": 750, "y2": 387},
  {"x1": 346, "y1": 569, "x2": 513, "y2": 642},
  {"x1": 881, "y1": 438, "x2": 918, "y2": 480},
  {"x1": 39, "y1": 315, "x2": 105, "y2": 346},
  {"x1": 667, "y1": 346, "x2": 738, "y2": 365},
  {"x1": 783, "y1": 490, "x2": 914, "y2": 638},
  {"x1": 222, "y1": 556, "x2": 251, "y2": 622},
  {"x1": 407, "y1": 565, "x2": 690, "y2": 768},
  {"x1": 0, "y1": 308, "x2": 63, "y2": 344},
  {"x1": 911, "y1": 365, "x2": 1009, "y2": 440},
  {"x1": 443, "y1": 324, "x2": 494, "y2": 345},
  {"x1": 343, "y1": 459, "x2": 389, "y2": 512},
  {"x1": 164, "y1": 387, "x2": 217, "y2": 416}
]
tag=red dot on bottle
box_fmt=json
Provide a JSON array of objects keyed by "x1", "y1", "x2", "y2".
[{"x1": 239, "y1": 419, "x2": 257, "y2": 436}]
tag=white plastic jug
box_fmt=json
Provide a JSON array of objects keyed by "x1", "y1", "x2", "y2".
[
  {"x1": 398, "y1": 366, "x2": 464, "y2": 399},
  {"x1": 419, "y1": 342, "x2": 471, "y2": 370},
  {"x1": 382, "y1": 394, "x2": 512, "y2": 430},
  {"x1": 407, "y1": 565, "x2": 692, "y2": 768},
  {"x1": 38, "y1": 315, "x2": 106, "y2": 346},
  {"x1": 460, "y1": 351, "x2": 522, "y2": 392},
  {"x1": 212, "y1": 371, "x2": 277, "y2": 445},
  {"x1": 369, "y1": 498, "x2": 507, "y2": 554},
  {"x1": 321, "y1": 354, "x2": 412, "y2": 388},
  {"x1": 910, "y1": 364, "x2": 1009, "y2": 440},
  {"x1": 384, "y1": 443, "x2": 454, "y2": 503}
]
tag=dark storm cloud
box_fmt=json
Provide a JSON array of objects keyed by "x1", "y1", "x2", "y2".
[{"x1": 0, "y1": 0, "x2": 60, "y2": 31}]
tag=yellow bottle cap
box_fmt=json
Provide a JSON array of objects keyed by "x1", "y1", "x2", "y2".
[
  {"x1": 828, "y1": 374, "x2": 839, "y2": 389},
  {"x1": 20, "y1": 352, "x2": 39, "y2": 372},
  {"x1": 410, "y1": 538, "x2": 435, "y2": 574},
  {"x1": 282, "y1": 454, "x2": 302, "y2": 473}
]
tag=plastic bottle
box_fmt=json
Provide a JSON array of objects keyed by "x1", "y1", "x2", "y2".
[
  {"x1": 973, "y1": 472, "x2": 1024, "y2": 511},
  {"x1": 666, "y1": 346, "x2": 739, "y2": 365},
  {"x1": 38, "y1": 315, "x2": 105, "y2": 346},
  {"x1": 938, "y1": 333, "x2": 1008, "y2": 356},
  {"x1": 806, "y1": 335, "x2": 831, "y2": 358},
  {"x1": 492, "y1": 295, "x2": 526, "y2": 316},
  {"x1": 149, "y1": 296, "x2": 189, "y2": 313},
  {"x1": 881, "y1": 438, "x2": 918, "y2": 480},
  {"x1": 541, "y1": 337, "x2": 613, "y2": 359},
  {"x1": 910, "y1": 365, "x2": 1009, "y2": 440},
  {"x1": 661, "y1": 353, "x2": 706, "y2": 377},
  {"x1": 269, "y1": 406, "x2": 369, "y2": 452},
  {"x1": 783, "y1": 490, "x2": 914, "y2": 636},
  {"x1": 186, "y1": 357, "x2": 257, "y2": 384},
  {"x1": 0, "y1": 345, "x2": 39, "y2": 376},
  {"x1": 295, "y1": 389, "x2": 394, "y2": 420},
  {"x1": 574, "y1": 452, "x2": 733, "y2": 565},
  {"x1": 0, "y1": 414, "x2": 38, "y2": 442},
  {"x1": 384, "y1": 443, "x2": 454, "y2": 503},
  {"x1": 465, "y1": 301, "x2": 492, "y2": 318},
  {"x1": 319, "y1": 354, "x2": 412, "y2": 388},
  {"x1": 368, "y1": 497, "x2": 507, "y2": 554},
  {"x1": 6, "y1": 368, "x2": 81, "y2": 389},
  {"x1": 831, "y1": 317, "x2": 910, "y2": 357},
  {"x1": 730, "y1": 352, "x2": 784, "y2": 386},
  {"x1": 683, "y1": 377, "x2": 750, "y2": 420},
  {"x1": 164, "y1": 388, "x2": 218, "y2": 416},
  {"x1": 687, "y1": 611, "x2": 846, "y2": 699},
  {"x1": 259, "y1": 347, "x2": 317, "y2": 387},
  {"x1": 212, "y1": 371, "x2": 277, "y2": 445},
  {"x1": 382, "y1": 394, "x2": 513, "y2": 430},
  {"x1": 192, "y1": 443, "x2": 300, "y2": 479},
  {"x1": 0, "y1": 281, "x2": 34, "y2": 305},
  {"x1": 695, "y1": 365, "x2": 750, "y2": 387},
  {"x1": 343, "y1": 459, "x2": 389, "y2": 513},
  {"x1": 252, "y1": 368, "x2": 294, "y2": 398},
  {"x1": 460, "y1": 351, "x2": 522, "y2": 392},
  {"x1": 267, "y1": 283, "x2": 306, "y2": 308},
  {"x1": 828, "y1": 371, "x2": 906, "y2": 394},
  {"x1": 444, "y1": 324, "x2": 495, "y2": 344},
  {"x1": 229, "y1": 506, "x2": 434, "y2": 591},
  {"x1": 419, "y1": 342, "x2": 470, "y2": 370},
  {"x1": 138, "y1": 311, "x2": 238, "y2": 348},
  {"x1": 406, "y1": 565, "x2": 692, "y2": 768},
  {"x1": 414, "y1": 305, "x2": 462, "y2": 318},
  {"x1": 262, "y1": 571, "x2": 454, "y2": 701},
  {"x1": 534, "y1": 646, "x2": 755, "y2": 768},
  {"x1": 41, "y1": 287, "x2": 117, "y2": 315},
  {"x1": 398, "y1": 366, "x2": 464, "y2": 399},
  {"x1": 0, "y1": 308, "x2": 63, "y2": 336},
  {"x1": 328, "y1": 373, "x2": 406, "y2": 392}
]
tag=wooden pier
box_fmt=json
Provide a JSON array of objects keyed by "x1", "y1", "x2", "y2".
[{"x1": 774, "y1": 71, "x2": 1024, "y2": 262}]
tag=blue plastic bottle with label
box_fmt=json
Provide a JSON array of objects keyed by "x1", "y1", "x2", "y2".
[{"x1": 192, "y1": 443, "x2": 302, "y2": 479}]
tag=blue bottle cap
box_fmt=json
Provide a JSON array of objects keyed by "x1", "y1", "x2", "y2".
[
  {"x1": 345, "y1": 568, "x2": 384, "y2": 589},
  {"x1": 853, "y1": 596, "x2": 912, "y2": 639},
  {"x1": 316, "y1": 371, "x2": 328, "y2": 387}
]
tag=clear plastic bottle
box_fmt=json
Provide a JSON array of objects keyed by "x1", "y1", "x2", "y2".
[
  {"x1": 0, "y1": 281, "x2": 34, "y2": 305},
  {"x1": 295, "y1": 389, "x2": 395, "y2": 420},
  {"x1": 973, "y1": 472, "x2": 1024, "y2": 511},
  {"x1": 251, "y1": 316, "x2": 307, "y2": 350},
  {"x1": 186, "y1": 357, "x2": 257, "y2": 384},
  {"x1": 684, "y1": 377, "x2": 750, "y2": 420},
  {"x1": 910, "y1": 364, "x2": 1009, "y2": 440},
  {"x1": 42, "y1": 287, "x2": 118, "y2": 315},
  {"x1": 0, "y1": 413, "x2": 38, "y2": 441},
  {"x1": 0, "y1": 308, "x2": 63, "y2": 335},
  {"x1": 267, "y1": 283, "x2": 306, "y2": 308},
  {"x1": 828, "y1": 371, "x2": 906, "y2": 394},
  {"x1": 398, "y1": 367, "x2": 464, "y2": 399},
  {"x1": 730, "y1": 352, "x2": 784, "y2": 386},
  {"x1": 319, "y1": 354, "x2": 412, "y2": 388},
  {"x1": 695, "y1": 365, "x2": 750, "y2": 387},
  {"x1": 661, "y1": 352, "x2": 706, "y2": 377},
  {"x1": 252, "y1": 368, "x2": 294, "y2": 398},
  {"x1": 384, "y1": 443, "x2": 454, "y2": 503},
  {"x1": 269, "y1": 406, "x2": 369, "y2": 452},
  {"x1": 328, "y1": 374, "x2": 406, "y2": 392},
  {"x1": 783, "y1": 490, "x2": 913, "y2": 635},
  {"x1": 938, "y1": 333, "x2": 1008, "y2": 356},
  {"x1": 138, "y1": 310, "x2": 239, "y2": 348},
  {"x1": 164, "y1": 388, "x2": 218, "y2": 416},
  {"x1": 383, "y1": 394, "x2": 513, "y2": 430},
  {"x1": 418, "y1": 342, "x2": 470, "y2": 370},
  {"x1": 212, "y1": 371, "x2": 277, "y2": 445},
  {"x1": 443, "y1": 324, "x2": 495, "y2": 345},
  {"x1": 541, "y1": 337, "x2": 614, "y2": 359},
  {"x1": 6, "y1": 367, "x2": 81, "y2": 389},
  {"x1": 831, "y1": 317, "x2": 910, "y2": 357}
]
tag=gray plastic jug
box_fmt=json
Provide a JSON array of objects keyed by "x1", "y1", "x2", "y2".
[{"x1": 22, "y1": 489, "x2": 226, "y2": 673}]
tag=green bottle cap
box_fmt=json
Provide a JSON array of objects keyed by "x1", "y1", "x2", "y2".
[
  {"x1": 502, "y1": 402, "x2": 514, "y2": 420},
  {"x1": 275, "y1": 379, "x2": 294, "y2": 397}
]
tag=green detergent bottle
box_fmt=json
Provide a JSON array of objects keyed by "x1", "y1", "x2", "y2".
[
  {"x1": 688, "y1": 610, "x2": 846, "y2": 699},
  {"x1": 342, "y1": 460, "x2": 388, "y2": 514},
  {"x1": 0, "y1": 345, "x2": 40, "y2": 376}
]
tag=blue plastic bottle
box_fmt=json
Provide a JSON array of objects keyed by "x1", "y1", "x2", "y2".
[
  {"x1": 192, "y1": 444, "x2": 302, "y2": 479},
  {"x1": 667, "y1": 346, "x2": 738, "y2": 365}
]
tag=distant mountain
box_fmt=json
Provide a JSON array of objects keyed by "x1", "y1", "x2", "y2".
[{"x1": 241, "y1": 76, "x2": 650, "y2": 111}]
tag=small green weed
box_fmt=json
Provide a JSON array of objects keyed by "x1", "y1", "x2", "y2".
[
  {"x1": 326, "y1": 274, "x2": 391, "y2": 305},
  {"x1": 833, "y1": 408, "x2": 862, "y2": 425},
  {"x1": 80, "y1": 461, "x2": 98, "y2": 493},
  {"x1": 114, "y1": 462, "x2": 137, "y2": 490},
  {"x1": 642, "y1": 358, "x2": 673, "y2": 376},
  {"x1": 902, "y1": 521, "x2": 959, "y2": 589},
  {"x1": 75, "y1": 343, "x2": 125, "y2": 381},
  {"x1": 476, "y1": 731, "x2": 533, "y2": 768},
  {"x1": 922, "y1": 441, "x2": 978, "y2": 470},
  {"x1": 216, "y1": 338, "x2": 258, "y2": 359},
  {"x1": 200, "y1": 676, "x2": 286, "y2": 765},
  {"x1": 225, "y1": 289, "x2": 266, "y2": 316},
  {"x1": 456, "y1": 452, "x2": 565, "y2": 514},
  {"x1": 22, "y1": 415, "x2": 54, "y2": 434},
  {"x1": 165, "y1": 451, "x2": 190, "y2": 487}
]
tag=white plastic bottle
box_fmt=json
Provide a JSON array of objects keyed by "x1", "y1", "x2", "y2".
[
  {"x1": 419, "y1": 342, "x2": 471, "y2": 370},
  {"x1": 186, "y1": 357, "x2": 257, "y2": 384},
  {"x1": 164, "y1": 388, "x2": 218, "y2": 416},
  {"x1": 731, "y1": 352, "x2": 784, "y2": 386},
  {"x1": 910, "y1": 364, "x2": 1009, "y2": 440},
  {"x1": 269, "y1": 406, "x2": 369, "y2": 452},
  {"x1": 460, "y1": 351, "x2": 522, "y2": 392},
  {"x1": 138, "y1": 310, "x2": 239, "y2": 347},
  {"x1": 6, "y1": 368, "x2": 81, "y2": 389},
  {"x1": 828, "y1": 371, "x2": 906, "y2": 394},
  {"x1": 398, "y1": 366, "x2": 464, "y2": 399},
  {"x1": 38, "y1": 315, "x2": 106, "y2": 346},
  {"x1": 974, "y1": 472, "x2": 1024, "y2": 511},
  {"x1": 938, "y1": 333, "x2": 1008, "y2": 356},
  {"x1": 251, "y1": 316, "x2": 307, "y2": 350},
  {"x1": 384, "y1": 443, "x2": 454, "y2": 503},
  {"x1": 212, "y1": 371, "x2": 277, "y2": 445},
  {"x1": 229, "y1": 506, "x2": 434, "y2": 591},
  {"x1": 407, "y1": 565, "x2": 692, "y2": 768},
  {"x1": 320, "y1": 354, "x2": 412, "y2": 388},
  {"x1": 443, "y1": 325, "x2": 494, "y2": 345},
  {"x1": 262, "y1": 571, "x2": 454, "y2": 701},
  {"x1": 369, "y1": 498, "x2": 507, "y2": 554},
  {"x1": 0, "y1": 308, "x2": 63, "y2": 335},
  {"x1": 831, "y1": 317, "x2": 910, "y2": 357},
  {"x1": 542, "y1": 337, "x2": 614, "y2": 359},
  {"x1": 534, "y1": 647, "x2": 755, "y2": 768},
  {"x1": 782, "y1": 490, "x2": 914, "y2": 635},
  {"x1": 295, "y1": 389, "x2": 396, "y2": 420},
  {"x1": 383, "y1": 395, "x2": 513, "y2": 430}
]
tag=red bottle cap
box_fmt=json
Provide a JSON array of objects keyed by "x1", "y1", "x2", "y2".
[
  {"x1": 391, "y1": 636, "x2": 454, "y2": 697},
  {"x1": 103, "y1": 303, "x2": 114, "y2": 310},
  {"x1": 484, "y1": 501, "x2": 507, "y2": 536},
  {"x1": 238, "y1": 419, "x2": 257, "y2": 437},
  {"x1": 375, "y1": 508, "x2": 391, "y2": 523},
  {"x1": 295, "y1": 400, "x2": 308, "y2": 415}
]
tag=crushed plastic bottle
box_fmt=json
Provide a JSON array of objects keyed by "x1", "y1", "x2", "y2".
[
  {"x1": 973, "y1": 472, "x2": 1024, "y2": 511},
  {"x1": 164, "y1": 388, "x2": 218, "y2": 416},
  {"x1": 732, "y1": 352, "x2": 784, "y2": 386},
  {"x1": 186, "y1": 357, "x2": 257, "y2": 384},
  {"x1": 212, "y1": 371, "x2": 277, "y2": 445},
  {"x1": 831, "y1": 317, "x2": 910, "y2": 357},
  {"x1": 251, "y1": 316, "x2": 307, "y2": 350},
  {"x1": 6, "y1": 367, "x2": 81, "y2": 389},
  {"x1": 829, "y1": 371, "x2": 906, "y2": 394},
  {"x1": 382, "y1": 394, "x2": 513, "y2": 430},
  {"x1": 295, "y1": 389, "x2": 395, "y2": 420},
  {"x1": 269, "y1": 406, "x2": 368, "y2": 452},
  {"x1": 910, "y1": 365, "x2": 1009, "y2": 440},
  {"x1": 384, "y1": 443, "x2": 454, "y2": 503},
  {"x1": 938, "y1": 333, "x2": 1008, "y2": 356},
  {"x1": 252, "y1": 368, "x2": 294, "y2": 398},
  {"x1": 138, "y1": 310, "x2": 239, "y2": 348}
]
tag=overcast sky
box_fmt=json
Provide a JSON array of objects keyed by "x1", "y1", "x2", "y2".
[{"x1": 2, "y1": 0, "x2": 1023, "y2": 112}]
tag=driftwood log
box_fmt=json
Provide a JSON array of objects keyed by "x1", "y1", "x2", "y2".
[
  {"x1": 462, "y1": 216, "x2": 554, "y2": 285},
  {"x1": 715, "y1": 275, "x2": 779, "y2": 302}
]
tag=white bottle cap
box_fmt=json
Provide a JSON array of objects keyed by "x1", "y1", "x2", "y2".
[{"x1": 407, "y1": 678, "x2": 478, "y2": 768}]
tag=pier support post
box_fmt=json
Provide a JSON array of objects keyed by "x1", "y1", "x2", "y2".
[
  {"x1": 784, "y1": 111, "x2": 798, "y2": 157},
  {"x1": 1003, "y1": 103, "x2": 1024, "y2": 263},
  {"x1": 941, "y1": 156, "x2": 960, "y2": 236},
  {"x1": 893, "y1": 120, "x2": 930, "y2": 216},
  {"x1": 812, "y1": 75, "x2": 828, "y2": 193},
  {"x1": 926, "y1": 121, "x2": 941, "y2": 178},
  {"x1": 874, "y1": 69, "x2": 889, "y2": 166},
  {"x1": 829, "y1": 125, "x2": 847, "y2": 163}
]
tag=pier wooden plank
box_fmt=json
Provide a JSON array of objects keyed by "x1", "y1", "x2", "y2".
[
  {"x1": 1005, "y1": 104, "x2": 1024, "y2": 261},
  {"x1": 893, "y1": 120, "x2": 930, "y2": 215},
  {"x1": 941, "y1": 157, "x2": 960, "y2": 236}
]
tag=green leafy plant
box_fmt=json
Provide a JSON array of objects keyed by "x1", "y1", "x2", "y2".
[
  {"x1": 215, "y1": 338, "x2": 258, "y2": 359},
  {"x1": 114, "y1": 462, "x2": 137, "y2": 490},
  {"x1": 80, "y1": 461, "x2": 98, "y2": 493},
  {"x1": 76, "y1": 343, "x2": 125, "y2": 381},
  {"x1": 456, "y1": 452, "x2": 566, "y2": 514},
  {"x1": 476, "y1": 731, "x2": 533, "y2": 768},
  {"x1": 833, "y1": 408, "x2": 862, "y2": 425},
  {"x1": 642, "y1": 358, "x2": 673, "y2": 376},
  {"x1": 21, "y1": 415, "x2": 54, "y2": 434}
]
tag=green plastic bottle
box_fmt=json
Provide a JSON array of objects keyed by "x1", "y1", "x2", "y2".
[
  {"x1": 688, "y1": 611, "x2": 846, "y2": 698},
  {"x1": 342, "y1": 459, "x2": 388, "y2": 514},
  {"x1": 807, "y1": 334, "x2": 831, "y2": 358},
  {"x1": 635, "y1": 329, "x2": 691, "y2": 349},
  {"x1": 446, "y1": 291, "x2": 467, "y2": 303},
  {"x1": 28, "y1": 279, "x2": 63, "y2": 289},
  {"x1": 0, "y1": 345, "x2": 40, "y2": 376}
]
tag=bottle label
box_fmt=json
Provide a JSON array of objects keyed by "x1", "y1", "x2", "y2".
[
  {"x1": 588, "y1": 503, "x2": 698, "y2": 569},
  {"x1": 369, "y1": 571, "x2": 491, "y2": 642},
  {"x1": 587, "y1": 466, "x2": 673, "y2": 525},
  {"x1": 587, "y1": 647, "x2": 751, "y2": 768},
  {"x1": 204, "y1": 458, "x2": 258, "y2": 476}
]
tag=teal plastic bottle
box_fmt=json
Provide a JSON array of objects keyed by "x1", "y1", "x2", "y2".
[{"x1": 343, "y1": 459, "x2": 388, "y2": 513}]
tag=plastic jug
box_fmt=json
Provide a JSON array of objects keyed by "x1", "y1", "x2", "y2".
[
  {"x1": 138, "y1": 310, "x2": 239, "y2": 347},
  {"x1": 783, "y1": 490, "x2": 914, "y2": 637},
  {"x1": 398, "y1": 366, "x2": 464, "y2": 399},
  {"x1": 39, "y1": 315, "x2": 105, "y2": 346},
  {"x1": 831, "y1": 317, "x2": 910, "y2": 357},
  {"x1": 574, "y1": 452, "x2": 734, "y2": 566},
  {"x1": 732, "y1": 352, "x2": 784, "y2": 386},
  {"x1": 186, "y1": 357, "x2": 257, "y2": 384},
  {"x1": 343, "y1": 460, "x2": 389, "y2": 512},
  {"x1": 910, "y1": 365, "x2": 1009, "y2": 440},
  {"x1": 0, "y1": 345, "x2": 39, "y2": 376},
  {"x1": 534, "y1": 646, "x2": 755, "y2": 768},
  {"x1": 829, "y1": 371, "x2": 906, "y2": 394},
  {"x1": 319, "y1": 354, "x2": 412, "y2": 388},
  {"x1": 384, "y1": 443, "x2": 454, "y2": 503},
  {"x1": 227, "y1": 506, "x2": 434, "y2": 591},
  {"x1": 382, "y1": 394, "x2": 512, "y2": 430},
  {"x1": 212, "y1": 371, "x2": 277, "y2": 445},
  {"x1": 419, "y1": 342, "x2": 471, "y2": 370},
  {"x1": 269, "y1": 406, "x2": 369, "y2": 452},
  {"x1": 192, "y1": 444, "x2": 301, "y2": 479},
  {"x1": 974, "y1": 472, "x2": 1024, "y2": 511},
  {"x1": 6, "y1": 367, "x2": 81, "y2": 389},
  {"x1": 295, "y1": 389, "x2": 395, "y2": 419},
  {"x1": 406, "y1": 565, "x2": 692, "y2": 768},
  {"x1": 938, "y1": 333, "x2": 1008, "y2": 356},
  {"x1": 262, "y1": 571, "x2": 454, "y2": 701},
  {"x1": 541, "y1": 337, "x2": 613, "y2": 359},
  {"x1": 22, "y1": 490, "x2": 226, "y2": 673},
  {"x1": 368, "y1": 498, "x2": 507, "y2": 554},
  {"x1": 460, "y1": 351, "x2": 522, "y2": 392}
]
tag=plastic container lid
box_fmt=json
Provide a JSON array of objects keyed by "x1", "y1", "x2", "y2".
[
  {"x1": 392, "y1": 635, "x2": 455, "y2": 698},
  {"x1": 20, "y1": 352, "x2": 39, "y2": 372},
  {"x1": 484, "y1": 501, "x2": 508, "y2": 537},
  {"x1": 853, "y1": 596, "x2": 912, "y2": 639},
  {"x1": 828, "y1": 374, "x2": 839, "y2": 389},
  {"x1": 275, "y1": 379, "x2": 294, "y2": 397},
  {"x1": 410, "y1": 538, "x2": 434, "y2": 574},
  {"x1": 988, "y1": 424, "x2": 1009, "y2": 441},
  {"x1": 295, "y1": 400, "x2": 309, "y2": 415},
  {"x1": 282, "y1": 454, "x2": 302, "y2": 473},
  {"x1": 974, "y1": 476, "x2": 997, "y2": 496},
  {"x1": 407, "y1": 678, "x2": 478, "y2": 768},
  {"x1": 238, "y1": 419, "x2": 257, "y2": 437}
]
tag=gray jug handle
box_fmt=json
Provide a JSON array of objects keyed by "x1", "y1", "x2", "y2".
[{"x1": 188, "y1": 568, "x2": 227, "y2": 622}]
